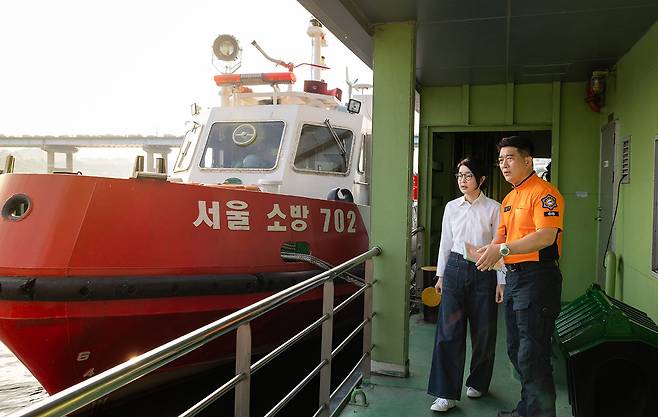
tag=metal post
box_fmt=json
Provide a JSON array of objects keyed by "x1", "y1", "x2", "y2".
[
  {"x1": 318, "y1": 280, "x2": 334, "y2": 416},
  {"x1": 133, "y1": 155, "x2": 145, "y2": 176},
  {"x1": 234, "y1": 323, "x2": 252, "y2": 417},
  {"x1": 363, "y1": 259, "x2": 373, "y2": 381},
  {"x1": 414, "y1": 227, "x2": 425, "y2": 298},
  {"x1": 155, "y1": 157, "x2": 166, "y2": 174},
  {"x1": 3, "y1": 155, "x2": 15, "y2": 174}
]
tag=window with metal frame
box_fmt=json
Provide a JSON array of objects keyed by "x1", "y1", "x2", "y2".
[
  {"x1": 293, "y1": 123, "x2": 353, "y2": 174},
  {"x1": 357, "y1": 134, "x2": 367, "y2": 174},
  {"x1": 200, "y1": 121, "x2": 284, "y2": 169}
]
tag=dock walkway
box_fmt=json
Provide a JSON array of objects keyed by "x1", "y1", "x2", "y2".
[{"x1": 338, "y1": 308, "x2": 572, "y2": 417}]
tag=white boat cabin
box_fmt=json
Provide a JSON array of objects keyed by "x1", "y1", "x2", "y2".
[{"x1": 170, "y1": 90, "x2": 372, "y2": 206}]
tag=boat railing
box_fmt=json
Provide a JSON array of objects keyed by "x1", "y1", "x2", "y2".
[
  {"x1": 411, "y1": 225, "x2": 425, "y2": 299},
  {"x1": 9, "y1": 246, "x2": 382, "y2": 417}
]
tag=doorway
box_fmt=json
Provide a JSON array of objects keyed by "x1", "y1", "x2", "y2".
[{"x1": 428, "y1": 130, "x2": 553, "y2": 262}]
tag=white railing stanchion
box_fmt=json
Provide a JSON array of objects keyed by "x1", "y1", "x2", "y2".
[
  {"x1": 363, "y1": 259, "x2": 374, "y2": 382},
  {"x1": 318, "y1": 280, "x2": 334, "y2": 416},
  {"x1": 234, "y1": 323, "x2": 252, "y2": 417}
]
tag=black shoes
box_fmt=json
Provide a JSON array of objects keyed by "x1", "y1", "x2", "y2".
[{"x1": 497, "y1": 411, "x2": 522, "y2": 417}]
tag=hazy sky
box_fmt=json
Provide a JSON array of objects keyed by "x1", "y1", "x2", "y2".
[{"x1": 0, "y1": 0, "x2": 373, "y2": 136}]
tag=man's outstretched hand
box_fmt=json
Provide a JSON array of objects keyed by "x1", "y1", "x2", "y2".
[{"x1": 475, "y1": 244, "x2": 502, "y2": 271}]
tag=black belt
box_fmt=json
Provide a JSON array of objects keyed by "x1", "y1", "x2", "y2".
[
  {"x1": 448, "y1": 251, "x2": 472, "y2": 265},
  {"x1": 506, "y1": 259, "x2": 558, "y2": 272}
]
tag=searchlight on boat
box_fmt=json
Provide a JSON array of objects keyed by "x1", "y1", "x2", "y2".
[{"x1": 212, "y1": 34, "x2": 242, "y2": 73}]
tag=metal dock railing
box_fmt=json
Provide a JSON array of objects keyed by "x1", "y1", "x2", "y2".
[{"x1": 9, "y1": 246, "x2": 382, "y2": 417}]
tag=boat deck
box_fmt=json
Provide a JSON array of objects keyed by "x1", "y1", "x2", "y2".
[{"x1": 337, "y1": 307, "x2": 572, "y2": 417}]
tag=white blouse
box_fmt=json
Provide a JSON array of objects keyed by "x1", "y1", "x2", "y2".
[{"x1": 435, "y1": 192, "x2": 505, "y2": 284}]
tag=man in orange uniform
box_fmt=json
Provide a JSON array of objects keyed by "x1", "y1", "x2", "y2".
[{"x1": 476, "y1": 136, "x2": 564, "y2": 417}]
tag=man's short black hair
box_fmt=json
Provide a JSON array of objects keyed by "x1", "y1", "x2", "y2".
[{"x1": 497, "y1": 136, "x2": 534, "y2": 157}]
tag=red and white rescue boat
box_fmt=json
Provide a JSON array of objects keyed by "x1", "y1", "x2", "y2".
[{"x1": 0, "y1": 20, "x2": 372, "y2": 395}]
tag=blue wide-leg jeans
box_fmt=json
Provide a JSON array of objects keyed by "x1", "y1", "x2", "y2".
[{"x1": 428, "y1": 252, "x2": 498, "y2": 400}]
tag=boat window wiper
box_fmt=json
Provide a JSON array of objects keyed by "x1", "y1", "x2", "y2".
[{"x1": 323, "y1": 119, "x2": 347, "y2": 159}]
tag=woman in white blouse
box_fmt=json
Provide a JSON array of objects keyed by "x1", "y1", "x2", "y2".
[{"x1": 428, "y1": 157, "x2": 505, "y2": 412}]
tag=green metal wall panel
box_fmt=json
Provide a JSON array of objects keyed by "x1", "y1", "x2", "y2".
[
  {"x1": 421, "y1": 83, "x2": 555, "y2": 127},
  {"x1": 515, "y1": 84, "x2": 554, "y2": 124},
  {"x1": 420, "y1": 86, "x2": 464, "y2": 126},
  {"x1": 370, "y1": 22, "x2": 415, "y2": 370},
  {"x1": 605, "y1": 21, "x2": 658, "y2": 321},
  {"x1": 557, "y1": 82, "x2": 601, "y2": 301},
  {"x1": 470, "y1": 85, "x2": 507, "y2": 125}
]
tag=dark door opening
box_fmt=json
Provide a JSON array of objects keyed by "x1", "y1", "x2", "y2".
[{"x1": 428, "y1": 130, "x2": 552, "y2": 262}]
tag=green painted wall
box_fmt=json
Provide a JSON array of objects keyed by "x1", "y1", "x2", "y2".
[
  {"x1": 370, "y1": 22, "x2": 415, "y2": 371},
  {"x1": 603, "y1": 21, "x2": 658, "y2": 321},
  {"x1": 421, "y1": 83, "x2": 554, "y2": 128},
  {"x1": 557, "y1": 83, "x2": 601, "y2": 301},
  {"x1": 419, "y1": 81, "x2": 601, "y2": 303},
  {"x1": 470, "y1": 85, "x2": 508, "y2": 125}
]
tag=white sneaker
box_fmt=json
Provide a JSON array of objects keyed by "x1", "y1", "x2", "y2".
[
  {"x1": 466, "y1": 386, "x2": 483, "y2": 398},
  {"x1": 430, "y1": 397, "x2": 456, "y2": 411}
]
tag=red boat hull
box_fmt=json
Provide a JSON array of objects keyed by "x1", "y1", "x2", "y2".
[{"x1": 0, "y1": 174, "x2": 368, "y2": 394}]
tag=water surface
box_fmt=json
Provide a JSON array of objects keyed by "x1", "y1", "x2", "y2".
[{"x1": 0, "y1": 343, "x2": 47, "y2": 416}]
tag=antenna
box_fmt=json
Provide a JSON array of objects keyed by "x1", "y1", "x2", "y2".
[
  {"x1": 250, "y1": 41, "x2": 294, "y2": 71},
  {"x1": 345, "y1": 67, "x2": 359, "y2": 100},
  {"x1": 353, "y1": 83, "x2": 373, "y2": 94}
]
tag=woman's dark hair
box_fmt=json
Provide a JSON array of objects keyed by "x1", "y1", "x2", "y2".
[{"x1": 457, "y1": 157, "x2": 486, "y2": 189}]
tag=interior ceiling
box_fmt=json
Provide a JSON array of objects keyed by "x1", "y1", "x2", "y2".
[{"x1": 298, "y1": 0, "x2": 658, "y2": 87}]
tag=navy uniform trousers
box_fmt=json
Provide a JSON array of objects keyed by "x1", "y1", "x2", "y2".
[
  {"x1": 428, "y1": 252, "x2": 498, "y2": 400},
  {"x1": 504, "y1": 262, "x2": 562, "y2": 417}
]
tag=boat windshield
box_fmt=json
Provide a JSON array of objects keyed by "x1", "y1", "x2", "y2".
[
  {"x1": 293, "y1": 124, "x2": 354, "y2": 174},
  {"x1": 200, "y1": 121, "x2": 285, "y2": 169}
]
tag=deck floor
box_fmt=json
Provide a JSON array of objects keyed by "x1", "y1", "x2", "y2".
[{"x1": 337, "y1": 306, "x2": 573, "y2": 417}]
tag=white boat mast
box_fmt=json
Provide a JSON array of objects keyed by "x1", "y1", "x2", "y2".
[{"x1": 306, "y1": 19, "x2": 326, "y2": 81}]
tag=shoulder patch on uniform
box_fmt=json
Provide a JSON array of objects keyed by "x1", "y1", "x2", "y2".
[
  {"x1": 541, "y1": 194, "x2": 558, "y2": 210},
  {"x1": 504, "y1": 205, "x2": 511, "y2": 212}
]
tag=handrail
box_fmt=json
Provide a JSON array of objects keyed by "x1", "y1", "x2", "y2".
[
  {"x1": 11, "y1": 246, "x2": 382, "y2": 417},
  {"x1": 411, "y1": 225, "x2": 425, "y2": 300}
]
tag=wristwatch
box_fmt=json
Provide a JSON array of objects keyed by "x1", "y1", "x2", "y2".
[{"x1": 499, "y1": 243, "x2": 510, "y2": 257}]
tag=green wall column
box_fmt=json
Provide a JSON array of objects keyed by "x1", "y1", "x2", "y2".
[{"x1": 370, "y1": 21, "x2": 415, "y2": 376}]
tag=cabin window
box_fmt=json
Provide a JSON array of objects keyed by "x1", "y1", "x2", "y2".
[
  {"x1": 200, "y1": 121, "x2": 284, "y2": 169},
  {"x1": 357, "y1": 134, "x2": 370, "y2": 175},
  {"x1": 293, "y1": 124, "x2": 353, "y2": 174},
  {"x1": 174, "y1": 122, "x2": 203, "y2": 172}
]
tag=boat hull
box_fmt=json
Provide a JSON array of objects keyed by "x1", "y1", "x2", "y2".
[
  {"x1": 0, "y1": 173, "x2": 368, "y2": 394},
  {"x1": 0, "y1": 283, "x2": 359, "y2": 394}
]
